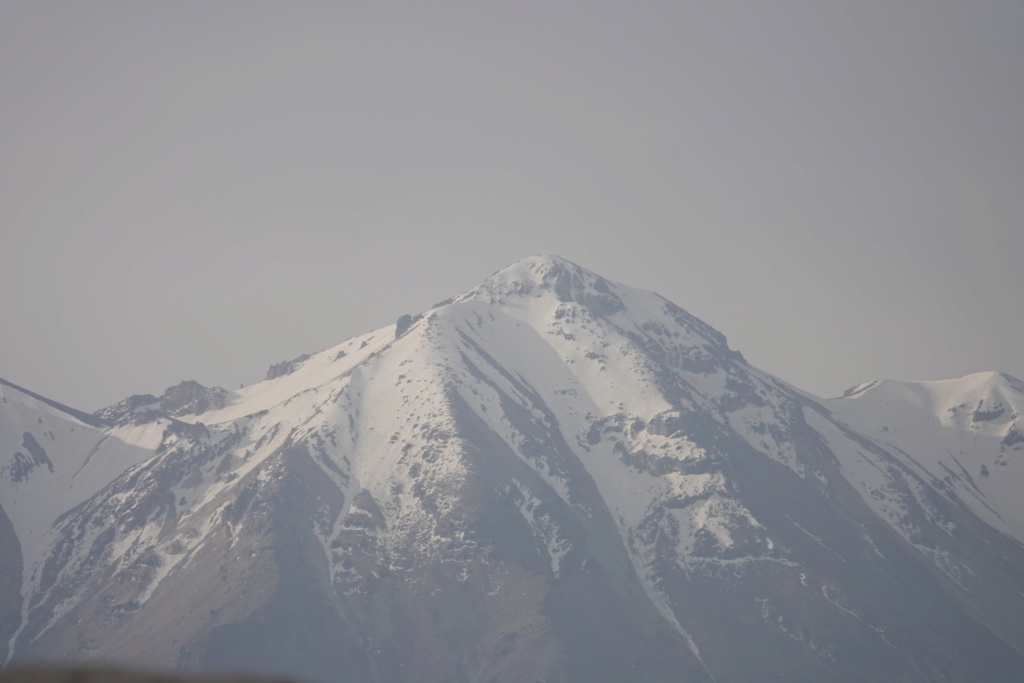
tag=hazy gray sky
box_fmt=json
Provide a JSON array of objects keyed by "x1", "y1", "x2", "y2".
[{"x1": 2, "y1": 1, "x2": 1022, "y2": 411}]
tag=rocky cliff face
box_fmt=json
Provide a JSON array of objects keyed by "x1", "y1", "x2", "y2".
[
  {"x1": 95, "y1": 381, "x2": 230, "y2": 425},
  {"x1": 2, "y1": 256, "x2": 1023, "y2": 682}
]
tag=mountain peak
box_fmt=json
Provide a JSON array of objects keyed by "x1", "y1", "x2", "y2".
[
  {"x1": 464, "y1": 255, "x2": 626, "y2": 317},
  {"x1": 495, "y1": 253, "x2": 583, "y2": 272},
  {"x1": 4, "y1": 260, "x2": 1024, "y2": 682},
  {"x1": 478, "y1": 254, "x2": 593, "y2": 293}
]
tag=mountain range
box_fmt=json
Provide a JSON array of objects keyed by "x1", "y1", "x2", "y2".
[{"x1": 2, "y1": 255, "x2": 1023, "y2": 682}]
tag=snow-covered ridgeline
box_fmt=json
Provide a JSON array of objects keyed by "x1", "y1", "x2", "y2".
[{"x1": 821, "y1": 371, "x2": 1024, "y2": 545}]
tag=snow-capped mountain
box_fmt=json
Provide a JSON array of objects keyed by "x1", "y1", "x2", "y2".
[{"x1": 2, "y1": 256, "x2": 1023, "y2": 682}]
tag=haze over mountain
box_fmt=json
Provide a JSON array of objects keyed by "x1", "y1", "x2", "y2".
[
  {"x1": 2, "y1": 256, "x2": 1023, "y2": 682},
  {"x1": 4, "y1": 2, "x2": 1023, "y2": 413}
]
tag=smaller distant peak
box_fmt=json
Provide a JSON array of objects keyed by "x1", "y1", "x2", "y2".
[
  {"x1": 947, "y1": 370, "x2": 1024, "y2": 399},
  {"x1": 914, "y1": 370, "x2": 1023, "y2": 394},
  {"x1": 967, "y1": 370, "x2": 1022, "y2": 387},
  {"x1": 835, "y1": 371, "x2": 1024, "y2": 416}
]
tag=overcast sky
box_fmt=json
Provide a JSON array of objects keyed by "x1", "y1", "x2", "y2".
[{"x1": 1, "y1": 1, "x2": 1022, "y2": 411}]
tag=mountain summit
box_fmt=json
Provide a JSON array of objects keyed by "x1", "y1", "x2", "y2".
[{"x1": 2, "y1": 256, "x2": 1023, "y2": 682}]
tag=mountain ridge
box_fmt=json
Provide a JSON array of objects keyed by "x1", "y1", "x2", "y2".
[{"x1": 2, "y1": 255, "x2": 1023, "y2": 682}]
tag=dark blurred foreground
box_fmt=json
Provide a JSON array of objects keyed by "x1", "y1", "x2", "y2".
[{"x1": 0, "y1": 666, "x2": 296, "y2": 683}]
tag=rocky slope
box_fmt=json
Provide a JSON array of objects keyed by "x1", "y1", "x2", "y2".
[{"x1": 2, "y1": 256, "x2": 1023, "y2": 682}]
